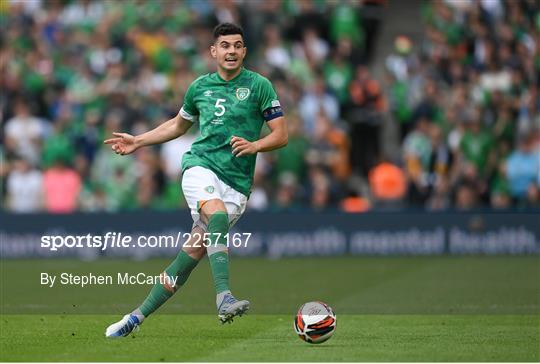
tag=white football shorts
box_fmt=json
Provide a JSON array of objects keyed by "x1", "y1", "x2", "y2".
[{"x1": 181, "y1": 166, "x2": 248, "y2": 230}]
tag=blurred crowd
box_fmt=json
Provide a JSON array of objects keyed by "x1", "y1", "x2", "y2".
[
  {"x1": 385, "y1": 0, "x2": 539, "y2": 210},
  {"x1": 1, "y1": 0, "x2": 538, "y2": 214}
]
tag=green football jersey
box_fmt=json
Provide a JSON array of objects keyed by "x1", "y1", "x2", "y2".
[{"x1": 180, "y1": 68, "x2": 283, "y2": 197}]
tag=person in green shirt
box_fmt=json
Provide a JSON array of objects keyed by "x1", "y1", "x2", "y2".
[
  {"x1": 104, "y1": 23, "x2": 288, "y2": 337},
  {"x1": 459, "y1": 118, "x2": 495, "y2": 178}
]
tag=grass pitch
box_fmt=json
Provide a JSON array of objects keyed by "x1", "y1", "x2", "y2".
[
  {"x1": 1, "y1": 314, "x2": 538, "y2": 362},
  {"x1": 1, "y1": 256, "x2": 539, "y2": 361}
]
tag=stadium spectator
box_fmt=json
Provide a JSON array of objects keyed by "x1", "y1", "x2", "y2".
[
  {"x1": 308, "y1": 166, "x2": 333, "y2": 210},
  {"x1": 42, "y1": 112, "x2": 75, "y2": 168},
  {"x1": 368, "y1": 158, "x2": 406, "y2": 207},
  {"x1": 505, "y1": 136, "x2": 540, "y2": 201},
  {"x1": 411, "y1": 80, "x2": 442, "y2": 128},
  {"x1": 42, "y1": 157, "x2": 81, "y2": 213},
  {"x1": 426, "y1": 176, "x2": 451, "y2": 211},
  {"x1": 287, "y1": 0, "x2": 327, "y2": 46},
  {"x1": 79, "y1": 182, "x2": 107, "y2": 212},
  {"x1": 455, "y1": 161, "x2": 489, "y2": 207},
  {"x1": 90, "y1": 115, "x2": 136, "y2": 210},
  {"x1": 60, "y1": 0, "x2": 104, "y2": 27},
  {"x1": 296, "y1": 27, "x2": 330, "y2": 68},
  {"x1": 298, "y1": 76, "x2": 340, "y2": 137},
  {"x1": 323, "y1": 43, "x2": 353, "y2": 104},
  {"x1": 160, "y1": 128, "x2": 198, "y2": 180},
  {"x1": 346, "y1": 65, "x2": 386, "y2": 176},
  {"x1": 425, "y1": 124, "x2": 456, "y2": 200},
  {"x1": 305, "y1": 113, "x2": 350, "y2": 182},
  {"x1": 135, "y1": 147, "x2": 165, "y2": 209},
  {"x1": 247, "y1": 167, "x2": 269, "y2": 212},
  {"x1": 490, "y1": 189, "x2": 512, "y2": 210},
  {"x1": 525, "y1": 184, "x2": 540, "y2": 208},
  {"x1": 272, "y1": 172, "x2": 300, "y2": 212},
  {"x1": 403, "y1": 117, "x2": 432, "y2": 206},
  {"x1": 6, "y1": 156, "x2": 43, "y2": 213},
  {"x1": 458, "y1": 111, "x2": 496, "y2": 179},
  {"x1": 274, "y1": 114, "x2": 309, "y2": 184},
  {"x1": 74, "y1": 109, "x2": 100, "y2": 166},
  {"x1": 329, "y1": 1, "x2": 364, "y2": 59},
  {"x1": 454, "y1": 182, "x2": 480, "y2": 211},
  {"x1": 262, "y1": 25, "x2": 291, "y2": 71},
  {"x1": 340, "y1": 193, "x2": 371, "y2": 213},
  {"x1": 4, "y1": 100, "x2": 45, "y2": 166}
]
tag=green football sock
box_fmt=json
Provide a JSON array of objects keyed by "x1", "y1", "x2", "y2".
[
  {"x1": 207, "y1": 211, "x2": 230, "y2": 294},
  {"x1": 138, "y1": 250, "x2": 199, "y2": 317}
]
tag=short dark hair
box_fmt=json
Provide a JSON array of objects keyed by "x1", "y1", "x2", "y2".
[{"x1": 213, "y1": 23, "x2": 244, "y2": 41}]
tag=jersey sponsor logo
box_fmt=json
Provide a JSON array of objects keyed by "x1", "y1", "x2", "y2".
[
  {"x1": 236, "y1": 87, "x2": 250, "y2": 101},
  {"x1": 204, "y1": 185, "x2": 215, "y2": 193},
  {"x1": 204, "y1": 90, "x2": 213, "y2": 97}
]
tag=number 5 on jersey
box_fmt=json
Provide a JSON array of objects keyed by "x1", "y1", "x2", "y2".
[{"x1": 214, "y1": 98, "x2": 226, "y2": 116}]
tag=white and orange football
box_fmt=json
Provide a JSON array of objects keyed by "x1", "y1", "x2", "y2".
[{"x1": 294, "y1": 301, "x2": 336, "y2": 344}]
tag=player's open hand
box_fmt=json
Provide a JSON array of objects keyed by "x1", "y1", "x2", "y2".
[
  {"x1": 103, "y1": 132, "x2": 139, "y2": 155},
  {"x1": 230, "y1": 136, "x2": 259, "y2": 157}
]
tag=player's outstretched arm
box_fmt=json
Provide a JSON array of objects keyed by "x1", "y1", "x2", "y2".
[
  {"x1": 104, "y1": 114, "x2": 193, "y2": 155},
  {"x1": 231, "y1": 116, "x2": 288, "y2": 157}
]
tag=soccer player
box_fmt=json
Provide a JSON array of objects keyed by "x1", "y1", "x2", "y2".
[{"x1": 104, "y1": 23, "x2": 287, "y2": 337}]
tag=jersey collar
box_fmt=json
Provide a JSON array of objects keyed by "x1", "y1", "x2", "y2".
[{"x1": 215, "y1": 67, "x2": 245, "y2": 83}]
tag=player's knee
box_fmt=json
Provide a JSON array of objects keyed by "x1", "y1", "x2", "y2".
[
  {"x1": 200, "y1": 199, "x2": 227, "y2": 224},
  {"x1": 184, "y1": 244, "x2": 206, "y2": 260},
  {"x1": 182, "y1": 242, "x2": 202, "y2": 259},
  {"x1": 201, "y1": 199, "x2": 226, "y2": 213}
]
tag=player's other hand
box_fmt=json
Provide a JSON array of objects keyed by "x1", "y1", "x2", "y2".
[
  {"x1": 103, "y1": 132, "x2": 139, "y2": 155},
  {"x1": 230, "y1": 136, "x2": 259, "y2": 157}
]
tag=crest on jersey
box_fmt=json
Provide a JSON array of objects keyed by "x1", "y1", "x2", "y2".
[{"x1": 236, "y1": 87, "x2": 250, "y2": 101}]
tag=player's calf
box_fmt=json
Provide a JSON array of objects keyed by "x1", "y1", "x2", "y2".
[
  {"x1": 105, "y1": 230, "x2": 205, "y2": 338},
  {"x1": 203, "y1": 205, "x2": 251, "y2": 324}
]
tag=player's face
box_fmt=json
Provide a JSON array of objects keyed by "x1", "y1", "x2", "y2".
[{"x1": 211, "y1": 34, "x2": 246, "y2": 73}]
